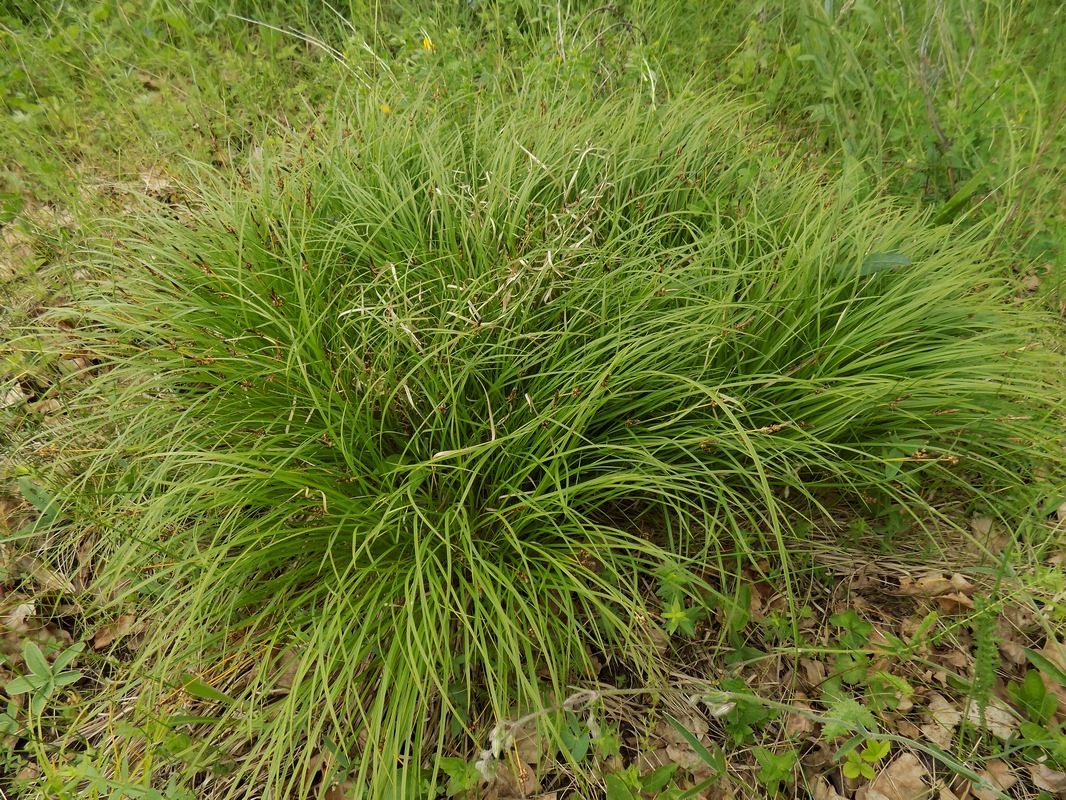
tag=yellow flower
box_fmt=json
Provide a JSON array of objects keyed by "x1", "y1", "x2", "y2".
[
  {"x1": 380, "y1": 103, "x2": 391, "y2": 114},
  {"x1": 421, "y1": 36, "x2": 436, "y2": 52}
]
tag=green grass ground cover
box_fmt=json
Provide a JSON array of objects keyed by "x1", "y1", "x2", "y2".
[{"x1": 2, "y1": 2, "x2": 1066, "y2": 799}]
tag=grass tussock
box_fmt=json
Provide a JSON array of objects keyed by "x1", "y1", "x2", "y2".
[{"x1": 32, "y1": 93, "x2": 1064, "y2": 797}]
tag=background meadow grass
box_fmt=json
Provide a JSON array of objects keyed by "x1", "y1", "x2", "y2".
[{"x1": 2, "y1": 2, "x2": 1066, "y2": 799}]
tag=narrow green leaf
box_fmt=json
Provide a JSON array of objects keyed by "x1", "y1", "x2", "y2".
[
  {"x1": 51, "y1": 670, "x2": 82, "y2": 688},
  {"x1": 665, "y1": 713, "x2": 725, "y2": 772},
  {"x1": 931, "y1": 168, "x2": 988, "y2": 226},
  {"x1": 674, "y1": 774, "x2": 720, "y2": 800},
  {"x1": 180, "y1": 674, "x2": 235, "y2": 704},
  {"x1": 834, "y1": 734, "x2": 866, "y2": 761},
  {"x1": 860, "y1": 252, "x2": 911, "y2": 276},
  {"x1": 163, "y1": 714, "x2": 227, "y2": 726},
  {"x1": 52, "y1": 642, "x2": 85, "y2": 673}
]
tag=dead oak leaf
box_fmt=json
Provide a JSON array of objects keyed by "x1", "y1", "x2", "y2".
[
  {"x1": 920, "y1": 692, "x2": 961, "y2": 748},
  {"x1": 971, "y1": 760, "x2": 1017, "y2": 800},
  {"x1": 899, "y1": 573, "x2": 954, "y2": 597},
  {"x1": 784, "y1": 698, "x2": 817, "y2": 739},
  {"x1": 1028, "y1": 762, "x2": 1066, "y2": 794},
  {"x1": 865, "y1": 753, "x2": 933, "y2": 800},
  {"x1": 964, "y1": 697, "x2": 1017, "y2": 741},
  {"x1": 934, "y1": 592, "x2": 974, "y2": 613}
]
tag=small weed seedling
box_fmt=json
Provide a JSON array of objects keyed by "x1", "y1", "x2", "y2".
[
  {"x1": 752, "y1": 746, "x2": 799, "y2": 797},
  {"x1": 5, "y1": 640, "x2": 84, "y2": 717},
  {"x1": 841, "y1": 739, "x2": 891, "y2": 781},
  {"x1": 656, "y1": 561, "x2": 703, "y2": 639}
]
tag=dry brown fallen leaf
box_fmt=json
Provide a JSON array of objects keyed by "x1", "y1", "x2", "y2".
[
  {"x1": 864, "y1": 753, "x2": 933, "y2": 800},
  {"x1": 666, "y1": 742, "x2": 706, "y2": 772},
  {"x1": 998, "y1": 638, "x2": 1027, "y2": 666},
  {"x1": 899, "y1": 573, "x2": 953, "y2": 597},
  {"x1": 812, "y1": 776, "x2": 848, "y2": 800},
  {"x1": 800, "y1": 657, "x2": 827, "y2": 689},
  {"x1": 971, "y1": 760, "x2": 1017, "y2": 800},
  {"x1": 321, "y1": 780, "x2": 357, "y2": 800},
  {"x1": 920, "y1": 692, "x2": 961, "y2": 749},
  {"x1": 0, "y1": 225, "x2": 35, "y2": 281},
  {"x1": 934, "y1": 592, "x2": 974, "y2": 613},
  {"x1": 635, "y1": 747, "x2": 673, "y2": 772},
  {"x1": 91, "y1": 614, "x2": 140, "y2": 649},
  {"x1": 784, "y1": 698, "x2": 817, "y2": 739},
  {"x1": 483, "y1": 756, "x2": 538, "y2": 800},
  {"x1": 964, "y1": 697, "x2": 1018, "y2": 741},
  {"x1": 1028, "y1": 762, "x2": 1066, "y2": 794},
  {"x1": 970, "y1": 516, "x2": 994, "y2": 540}
]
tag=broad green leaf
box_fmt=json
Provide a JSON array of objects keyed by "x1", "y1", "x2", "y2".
[
  {"x1": 561, "y1": 726, "x2": 590, "y2": 761},
  {"x1": 438, "y1": 757, "x2": 480, "y2": 796},
  {"x1": 1024, "y1": 648, "x2": 1066, "y2": 688},
  {"x1": 5, "y1": 674, "x2": 50, "y2": 695},
  {"x1": 30, "y1": 692, "x2": 49, "y2": 716},
  {"x1": 843, "y1": 758, "x2": 875, "y2": 780},
  {"x1": 17, "y1": 477, "x2": 60, "y2": 528},
  {"x1": 862, "y1": 739, "x2": 892, "y2": 761},
  {"x1": 603, "y1": 772, "x2": 638, "y2": 800},
  {"x1": 640, "y1": 763, "x2": 679, "y2": 794},
  {"x1": 22, "y1": 641, "x2": 51, "y2": 679}
]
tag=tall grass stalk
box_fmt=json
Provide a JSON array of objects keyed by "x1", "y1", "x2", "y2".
[{"x1": 31, "y1": 91, "x2": 1063, "y2": 797}]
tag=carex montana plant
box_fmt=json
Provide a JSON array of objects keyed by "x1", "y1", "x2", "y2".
[{"x1": 29, "y1": 91, "x2": 1063, "y2": 797}]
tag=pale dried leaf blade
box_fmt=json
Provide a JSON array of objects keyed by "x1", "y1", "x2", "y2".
[
  {"x1": 16, "y1": 555, "x2": 74, "y2": 593},
  {"x1": 2, "y1": 602, "x2": 34, "y2": 631},
  {"x1": 1, "y1": 385, "x2": 26, "y2": 409}
]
